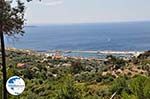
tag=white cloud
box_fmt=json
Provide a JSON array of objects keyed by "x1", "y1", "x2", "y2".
[{"x1": 37, "y1": 0, "x2": 63, "y2": 6}]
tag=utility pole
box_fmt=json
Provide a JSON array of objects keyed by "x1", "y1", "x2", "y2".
[{"x1": 0, "y1": 0, "x2": 7, "y2": 98}]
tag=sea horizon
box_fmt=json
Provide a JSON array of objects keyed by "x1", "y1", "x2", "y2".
[{"x1": 26, "y1": 20, "x2": 150, "y2": 26}]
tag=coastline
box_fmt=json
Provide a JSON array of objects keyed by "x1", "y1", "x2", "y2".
[
  {"x1": 5, "y1": 47, "x2": 144, "y2": 59},
  {"x1": 64, "y1": 50, "x2": 144, "y2": 54}
]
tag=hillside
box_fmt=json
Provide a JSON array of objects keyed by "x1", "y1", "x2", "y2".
[{"x1": 0, "y1": 49, "x2": 150, "y2": 99}]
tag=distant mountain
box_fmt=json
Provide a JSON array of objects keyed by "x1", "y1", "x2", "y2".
[{"x1": 24, "y1": 25, "x2": 38, "y2": 28}]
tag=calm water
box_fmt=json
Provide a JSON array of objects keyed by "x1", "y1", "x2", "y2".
[{"x1": 5, "y1": 21, "x2": 150, "y2": 51}]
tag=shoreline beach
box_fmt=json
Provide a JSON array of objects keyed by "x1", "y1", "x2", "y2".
[{"x1": 6, "y1": 47, "x2": 144, "y2": 59}]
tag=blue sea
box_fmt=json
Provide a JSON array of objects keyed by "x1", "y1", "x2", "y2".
[{"x1": 5, "y1": 21, "x2": 150, "y2": 51}]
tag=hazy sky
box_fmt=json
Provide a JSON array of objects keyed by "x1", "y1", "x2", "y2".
[{"x1": 24, "y1": 0, "x2": 150, "y2": 25}]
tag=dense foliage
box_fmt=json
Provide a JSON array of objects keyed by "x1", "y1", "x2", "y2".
[
  {"x1": 0, "y1": 0, "x2": 25, "y2": 36},
  {"x1": 0, "y1": 49, "x2": 150, "y2": 99}
]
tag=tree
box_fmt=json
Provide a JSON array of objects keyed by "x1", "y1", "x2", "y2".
[
  {"x1": 0, "y1": 0, "x2": 25, "y2": 98},
  {"x1": 110, "y1": 77, "x2": 130, "y2": 99},
  {"x1": 56, "y1": 74, "x2": 80, "y2": 99},
  {"x1": 128, "y1": 75, "x2": 150, "y2": 99}
]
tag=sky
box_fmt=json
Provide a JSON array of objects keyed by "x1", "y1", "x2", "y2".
[{"x1": 24, "y1": 0, "x2": 150, "y2": 25}]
